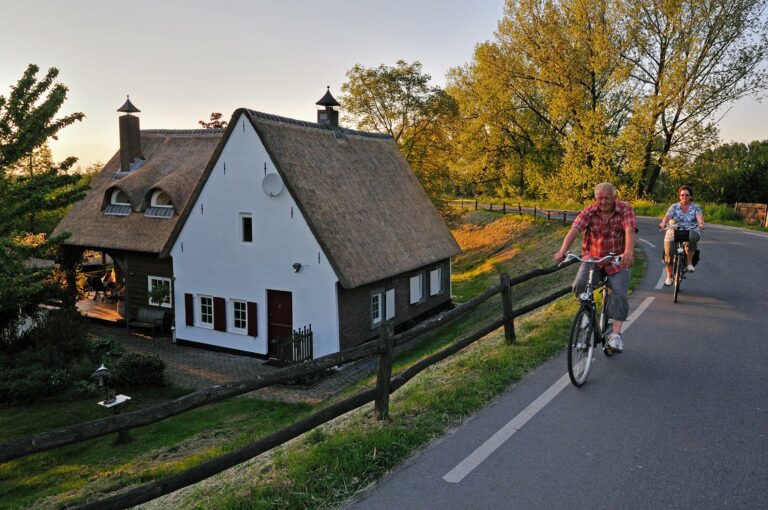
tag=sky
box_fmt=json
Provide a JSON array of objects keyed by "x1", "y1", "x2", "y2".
[{"x1": 1, "y1": 0, "x2": 767, "y2": 169}]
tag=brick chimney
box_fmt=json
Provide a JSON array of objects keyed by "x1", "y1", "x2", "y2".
[
  {"x1": 117, "y1": 96, "x2": 142, "y2": 172},
  {"x1": 315, "y1": 86, "x2": 340, "y2": 127}
]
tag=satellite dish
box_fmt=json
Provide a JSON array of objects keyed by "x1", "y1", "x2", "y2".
[{"x1": 262, "y1": 173, "x2": 284, "y2": 197}]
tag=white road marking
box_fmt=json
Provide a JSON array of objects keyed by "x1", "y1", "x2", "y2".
[
  {"x1": 655, "y1": 268, "x2": 667, "y2": 289},
  {"x1": 639, "y1": 238, "x2": 656, "y2": 248},
  {"x1": 443, "y1": 296, "x2": 655, "y2": 484}
]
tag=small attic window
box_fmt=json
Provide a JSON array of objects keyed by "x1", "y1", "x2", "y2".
[
  {"x1": 150, "y1": 190, "x2": 173, "y2": 208},
  {"x1": 111, "y1": 189, "x2": 131, "y2": 206},
  {"x1": 105, "y1": 188, "x2": 131, "y2": 216},
  {"x1": 145, "y1": 190, "x2": 174, "y2": 219}
]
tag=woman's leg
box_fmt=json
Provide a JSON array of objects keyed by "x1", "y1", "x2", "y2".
[
  {"x1": 663, "y1": 231, "x2": 674, "y2": 277},
  {"x1": 685, "y1": 231, "x2": 700, "y2": 265}
]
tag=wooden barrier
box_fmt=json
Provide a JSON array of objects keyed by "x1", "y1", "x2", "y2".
[
  {"x1": 5, "y1": 256, "x2": 579, "y2": 510},
  {"x1": 734, "y1": 202, "x2": 767, "y2": 226}
]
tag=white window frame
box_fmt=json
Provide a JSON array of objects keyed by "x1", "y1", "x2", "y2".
[
  {"x1": 429, "y1": 267, "x2": 443, "y2": 296},
  {"x1": 150, "y1": 190, "x2": 173, "y2": 208},
  {"x1": 110, "y1": 188, "x2": 131, "y2": 206},
  {"x1": 409, "y1": 273, "x2": 425, "y2": 304},
  {"x1": 371, "y1": 292, "x2": 383, "y2": 326},
  {"x1": 147, "y1": 276, "x2": 172, "y2": 308},
  {"x1": 385, "y1": 288, "x2": 395, "y2": 320},
  {"x1": 240, "y1": 212, "x2": 253, "y2": 243},
  {"x1": 231, "y1": 299, "x2": 248, "y2": 334},
  {"x1": 199, "y1": 295, "x2": 214, "y2": 328}
]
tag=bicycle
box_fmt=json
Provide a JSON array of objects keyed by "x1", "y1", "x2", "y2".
[
  {"x1": 559, "y1": 252, "x2": 621, "y2": 387},
  {"x1": 664, "y1": 225, "x2": 698, "y2": 303}
]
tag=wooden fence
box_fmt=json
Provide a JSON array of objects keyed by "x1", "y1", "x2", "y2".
[
  {"x1": 734, "y1": 202, "x2": 768, "y2": 227},
  {"x1": 448, "y1": 199, "x2": 577, "y2": 223},
  {"x1": 269, "y1": 325, "x2": 313, "y2": 367},
  {"x1": 0, "y1": 259, "x2": 578, "y2": 510}
]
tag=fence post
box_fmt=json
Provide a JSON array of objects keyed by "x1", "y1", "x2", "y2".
[
  {"x1": 518, "y1": 203, "x2": 522, "y2": 215},
  {"x1": 489, "y1": 203, "x2": 493, "y2": 211},
  {"x1": 503, "y1": 203, "x2": 506, "y2": 213},
  {"x1": 375, "y1": 322, "x2": 395, "y2": 421},
  {"x1": 475, "y1": 199, "x2": 478, "y2": 210},
  {"x1": 546, "y1": 210, "x2": 551, "y2": 220},
  {"x1": 533, "y1": 205, "x2": 537, "y2": 219},
  {"x1": 563, "y1": 212, "x2": 567, "y2": 223},
  {"x1": 500, "y1": 274, "x2": 515, "y2": 344}
]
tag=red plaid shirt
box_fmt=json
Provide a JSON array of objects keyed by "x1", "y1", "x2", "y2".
[{"x1": 572, "y1": 200, "x2": 636, "y2": 275}]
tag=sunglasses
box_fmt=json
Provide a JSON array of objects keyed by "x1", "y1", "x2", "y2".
[{"x1": 679, "y1": 193, "x2": 690, "y2": 197}]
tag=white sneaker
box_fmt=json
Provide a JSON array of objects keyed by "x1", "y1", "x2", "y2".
[
  {"x1": 607, "y1": 333, "x2": 624, "y2": 353},
  {"x1": 664, "y1": 277, "x2": 673, "y2": 286},
  {"x1": 687, "y1": 264, "x2": 695, "y2": 272}
]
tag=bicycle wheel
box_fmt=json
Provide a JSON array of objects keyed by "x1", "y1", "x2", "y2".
[
  {"x1": 673, "y1": 251, "x2": 682, "y2": 303},
  {"x1": 568, "y1": 306, "x2": 595, "y2": 386}
]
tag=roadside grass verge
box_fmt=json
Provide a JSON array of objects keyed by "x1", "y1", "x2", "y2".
[{"x1": 0, "y1": 210, "x2": 645, "y2": 509}]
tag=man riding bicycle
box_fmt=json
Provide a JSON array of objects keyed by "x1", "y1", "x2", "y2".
[{"x1": 554, "y1": 182, "x2": 636, "y2": 354}]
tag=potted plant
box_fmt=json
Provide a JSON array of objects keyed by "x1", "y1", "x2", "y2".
[{"x1": 147, "y1": 284, "x2": 171, "y2": 308}]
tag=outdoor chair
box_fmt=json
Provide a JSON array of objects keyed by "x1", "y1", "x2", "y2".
[{"x1": 90, "y1": 275, "x2": 107, "y2": 301}]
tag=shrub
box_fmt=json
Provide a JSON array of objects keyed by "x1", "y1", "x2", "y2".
[
  {"x1": 110, "y1": 353, "x2": 165, "y2": 387},
  {"x1": 0, "y1": 366, "x2": 56, "y2": 403}
]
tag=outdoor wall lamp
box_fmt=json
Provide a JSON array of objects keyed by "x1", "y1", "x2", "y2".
[{"x1": 292, "y1": 262, "x2": 302, "y2": 273}]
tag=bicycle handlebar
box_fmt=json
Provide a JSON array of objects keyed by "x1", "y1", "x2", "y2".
[{"x1": 559, "y1": 252, "x2": 621, "y2": 267}]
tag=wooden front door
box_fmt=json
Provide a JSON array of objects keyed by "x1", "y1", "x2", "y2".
[{"x1": 267, "y1": 290, "x2": 293, "y2": 356}]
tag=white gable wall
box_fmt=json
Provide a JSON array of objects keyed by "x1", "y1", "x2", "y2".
[{"x1": 170, "y1": 113, "x2": 340, "y2": 357}]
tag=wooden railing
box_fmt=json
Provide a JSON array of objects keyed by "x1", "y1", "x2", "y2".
[
  {"x1": 269, "y1": 325, "x2": 313, "y2": 367},
  {"x1": 448, "y1": 199, "x2": 578, "y2": 223},
  {"x1": 0, "y1": 259, "x2": 578, "y2": 510}
]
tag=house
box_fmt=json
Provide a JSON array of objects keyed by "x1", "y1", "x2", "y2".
[{"x1": 55, "y1": 91, "x2": 460, "y2": 358}]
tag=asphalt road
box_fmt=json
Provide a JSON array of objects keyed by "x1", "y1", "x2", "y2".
[{"x1": 346, "y1": 216, "x2": 768, "y2": 509}]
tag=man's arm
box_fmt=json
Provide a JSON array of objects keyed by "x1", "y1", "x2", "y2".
[
  {"x1": 554, "y1": 226, "x2": 581, "y2": 263},
  {"x1": 621, "y1": 226, "x2": 636, "y2": 269}
]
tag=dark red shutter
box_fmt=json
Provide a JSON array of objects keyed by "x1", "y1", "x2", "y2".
[
  {"x1": 214, "y1": 297, "x2": 226, "y2": 331},
  {"x1": 185, "y1": 293, "x2": 194, "y2": 326},
  {"x1": 247, "y1": 302, "x2": 258, "y2": 336}
]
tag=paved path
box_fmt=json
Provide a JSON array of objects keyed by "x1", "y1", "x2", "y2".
[
  {"x1": 90, "y1": 324, "x2": 375, "y2": 404},
  {"x1": 346, "y1": 218, "x2": 768, "y2": 509}
]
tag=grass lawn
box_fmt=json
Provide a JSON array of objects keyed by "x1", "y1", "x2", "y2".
[{"x1": 0, "y1": 210, "x2": 646, "y2": 509}]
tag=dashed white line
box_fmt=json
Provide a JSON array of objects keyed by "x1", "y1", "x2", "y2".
[
  {"x1": 655, "y1": 267, "x2": 667, "y2": 289},
  {"x1": 443, "y1": 296, "x2": 655, "y2": 484},
  {"x1": 639, "y1": 238, "x2": 656, "y2": 248}
]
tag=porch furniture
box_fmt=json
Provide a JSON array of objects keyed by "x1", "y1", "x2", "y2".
[
  {"x1": 89, "y1": 275, "x2": 107, "y2": 301},
  {"x1": 128, "y1": 306, "x2": 166, "y2": 337}
]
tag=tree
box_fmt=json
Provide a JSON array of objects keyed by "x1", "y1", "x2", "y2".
[
  {"x1": 198, "y1": 112, "x2": 228, "y2": 129},
  {"x1": 340, "y1": 60, "x2": 459, "y2": 202},
  {"x1": 622, "y1": 0, "x2": 768, "y2": 198},
  {"x1": 0, "y1": 64, "x2": 87, "y2": 356}
]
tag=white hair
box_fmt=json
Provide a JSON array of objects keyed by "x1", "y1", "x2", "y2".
[{"x1": 594, "y1": 182, "x2": 617, "y2": 198}]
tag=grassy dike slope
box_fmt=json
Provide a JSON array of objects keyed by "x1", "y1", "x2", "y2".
[{"x1": 149, "y1": 211, "x2": 627, "y2": 510}]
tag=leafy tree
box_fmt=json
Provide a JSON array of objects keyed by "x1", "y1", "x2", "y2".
[
  {"x1": 0, "y1": 64, "x2": 87, "y2": 357},
  {"x1": 198, "y1": 112, "x2": 228, "y2": 129},
  {"x1": 340, "y1": 60, "x2": 459, "y2": 202},
  {"x1": 622, "y1": 0, "x2": 768, "y2": 198}
]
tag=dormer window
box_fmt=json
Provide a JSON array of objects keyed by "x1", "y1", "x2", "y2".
[
  {"x1": 145, "y1": 190, "x2": 174, "y2": 218},
  {"x1": 111, "y1": 189, "x2": 131, "y2": 206},
  {"x1": 104, "y1": 188, "x2": 131, "y2": 216},
  {"x1": 151, "y1": 190, "x2": 173, "y2": 208}
]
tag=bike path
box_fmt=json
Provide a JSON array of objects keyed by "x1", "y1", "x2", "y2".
[{"x1": 345, "y1": 217, "x2": 768, "y2": 509}]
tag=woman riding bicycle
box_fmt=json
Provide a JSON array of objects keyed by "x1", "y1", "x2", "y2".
[{"x1": 659, "y1": 185, "x2": 705, "y2": 286}]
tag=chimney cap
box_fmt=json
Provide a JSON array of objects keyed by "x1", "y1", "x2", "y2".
[
  {"x1": 117, "y1": 96, "x2": 141, "y2": 114},
  {"x1": 315, "y1": 86, "x2": 340, "y2": 108}
]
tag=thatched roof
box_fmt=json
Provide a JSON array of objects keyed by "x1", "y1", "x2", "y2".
[
  {"x1": 169, "y1": 109, "x2": 460, "y2": 289},
  {"x1": 54, "y1": 129, "x2": 224, "y2": 254},
  {"x1": 59, "y1": 108, "x2": 459, "y2": 289}
]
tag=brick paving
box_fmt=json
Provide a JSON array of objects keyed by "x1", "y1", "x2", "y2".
[{"x1": 90, "y1": 324, "x2": 374, "y2": 404}]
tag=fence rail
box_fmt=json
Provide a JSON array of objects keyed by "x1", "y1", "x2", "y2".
[
  {"x1": 3, "y1": 258, "x2": 578, "y2": 510},
  {"x1": 448, "y1": 199, "x2": 578, "y2": 223},
  {"x1": 734, "y1": 202, "x2": 768, "y2": 227}
]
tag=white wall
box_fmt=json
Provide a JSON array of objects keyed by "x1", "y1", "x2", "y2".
[{"x1": 170, "y1": 113, "x2": 341, "y2": 357}]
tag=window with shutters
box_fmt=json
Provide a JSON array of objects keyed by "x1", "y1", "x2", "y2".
[
  {"x1": 232, "y1": 300, "x2": 247, "y2": 333},
  {"x1": 199, "y1": 295, "x2": 213, "y2": 328},
  {"x1": 371, "y1": 292, "x2": 382, "y2": 327}
]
